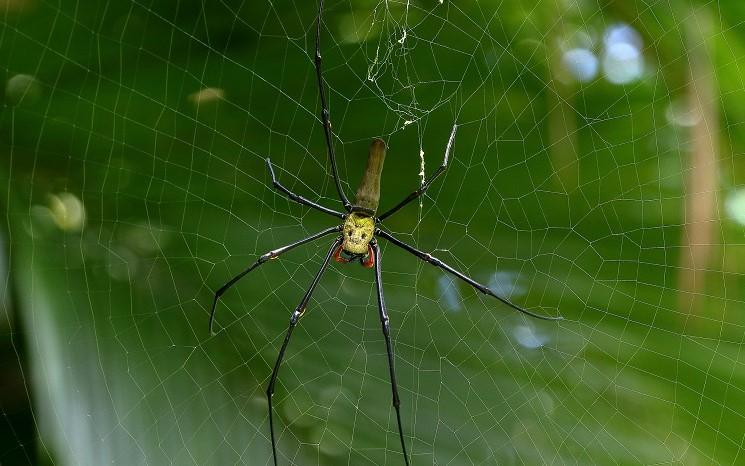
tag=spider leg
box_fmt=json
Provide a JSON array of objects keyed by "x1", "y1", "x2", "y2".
[
  {"x1": 371, "y1": 241, "x2": 410, "y2": 466},
  {"x1": 266, "y1": 158, "x2": 344, "y2": 219},
  {"x1": 315, "y1": 0, "x2": 352, "y2": 212},
  {"x1": 378, "y1": 124, "x2": 458, "y2": 222},
  {"x1": 376, "y1": 229, "x2": 563, "y2": 321},
  {"x1": 209, "y1": 226, "x2": 342, "y2": 335},
  {"x1": 267, "y1": 237, "x2": 342, "y2": 466}
]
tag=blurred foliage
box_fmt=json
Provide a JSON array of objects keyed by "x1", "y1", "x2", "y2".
[{"x1": 2, "y1": 0, "x2": 745, "y2": 465}]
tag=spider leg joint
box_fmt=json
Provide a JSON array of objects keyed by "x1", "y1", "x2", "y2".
[
  {"x1": 259, "y1": 252, "x2": 278, "y2": 263},
  {"x1": 291, "y1": 307, "x2": 305, "y2": 324},
  {"x1": 380, "y1": 317, "x2": 390, "y2": 332},
  {"x1": 423, "y1": 252, "x2": 441, "y2": 266}
]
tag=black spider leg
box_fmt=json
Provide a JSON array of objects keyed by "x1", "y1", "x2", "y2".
[
  {"x1": 378, "y1": 123, "x2": 458, "y2": 222},
  {"x1": 266, "y1": 158, "x2": 344, "y2": 219},
  {"x1": 376, "y1": 229, "x2": 563, "y2": 321},
  {"x1": 209, "y1": 226, "x2": 342, "y2": 335},
  {"x1": 267, "y1": 237, "x2": 342, "y2": 466},
  {"x1": 315, "y1": 0, "x2": 352, "y2": 212},
  {"x1": 371, "y1": 241, "x2": 410, "y2": 466}
]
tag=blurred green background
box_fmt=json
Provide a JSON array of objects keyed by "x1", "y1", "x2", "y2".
[{"x1": 2, "y1": 0, "x2": 745, "y2": 464}]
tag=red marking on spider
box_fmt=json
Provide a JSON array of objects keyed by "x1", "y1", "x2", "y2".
[
  {"x1": 361, "y1": 245, "x2": 375, "y2": 268},
  {"x1": 333, "y1": 244, "x2": 349, "y2": 263},
  {"x1": 333, "y1": 244, "x2": 375, "y2": 268}
]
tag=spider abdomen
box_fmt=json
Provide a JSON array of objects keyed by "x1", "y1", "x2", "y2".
[{"x1": 353, "y1": 138, "x2": 386, "y2": 215}]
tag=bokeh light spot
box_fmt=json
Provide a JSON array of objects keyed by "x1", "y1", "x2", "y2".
[
  {"x1": 562, "y1": 48, "x2": 599, "y2": 82},
  {"x1": 48, "y1": 193, "x2": 86, "y2": 232},
  {"x1": 5, "y1": 74, "x2": 41, "y2": 105},
  {"x1": 438, "y1": 275, "x2": 461, "y2": 312},
  {"x1": 603, "y1": 42, "x2": 643, "y2": 84},
  {"x1": 602, "y1": 23, "x2": 644, "y2": 84},
  {"x1": 725, "y1": 189, "x2": 745, "y2": 226},
  {"x1": 513, "y1": 325, "x2": 548, "y2": 349}
]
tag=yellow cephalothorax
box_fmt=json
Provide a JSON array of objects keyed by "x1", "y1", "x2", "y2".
[{"x1": 341, "y1": 212, "x2": 375, "y2": 255}]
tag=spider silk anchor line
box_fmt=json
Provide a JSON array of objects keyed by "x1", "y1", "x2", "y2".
[{"x1": 208, "y1": 0, "x2": 563, "y2": 464}]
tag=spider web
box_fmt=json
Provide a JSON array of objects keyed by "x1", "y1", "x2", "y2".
[{"x1": 2, "y1": 0, "x2": 745, "y2": 465}]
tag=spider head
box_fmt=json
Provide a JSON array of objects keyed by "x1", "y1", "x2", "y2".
[{"x1": 341, "y1": 212, "x2": 375, "y2": 255}]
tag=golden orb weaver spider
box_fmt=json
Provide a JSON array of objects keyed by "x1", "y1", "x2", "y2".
[{"x1": 209, "y1": 1, "x2": 563, "y2": 464}]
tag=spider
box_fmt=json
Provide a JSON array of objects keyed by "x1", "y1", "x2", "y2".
[{"x1": 209, "y1": 1, "x2": 562, "y2": 464}]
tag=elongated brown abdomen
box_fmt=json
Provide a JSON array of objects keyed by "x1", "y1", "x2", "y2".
[{"x1": 353, "y1": 138, "x2": 386, "y2": 215}]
